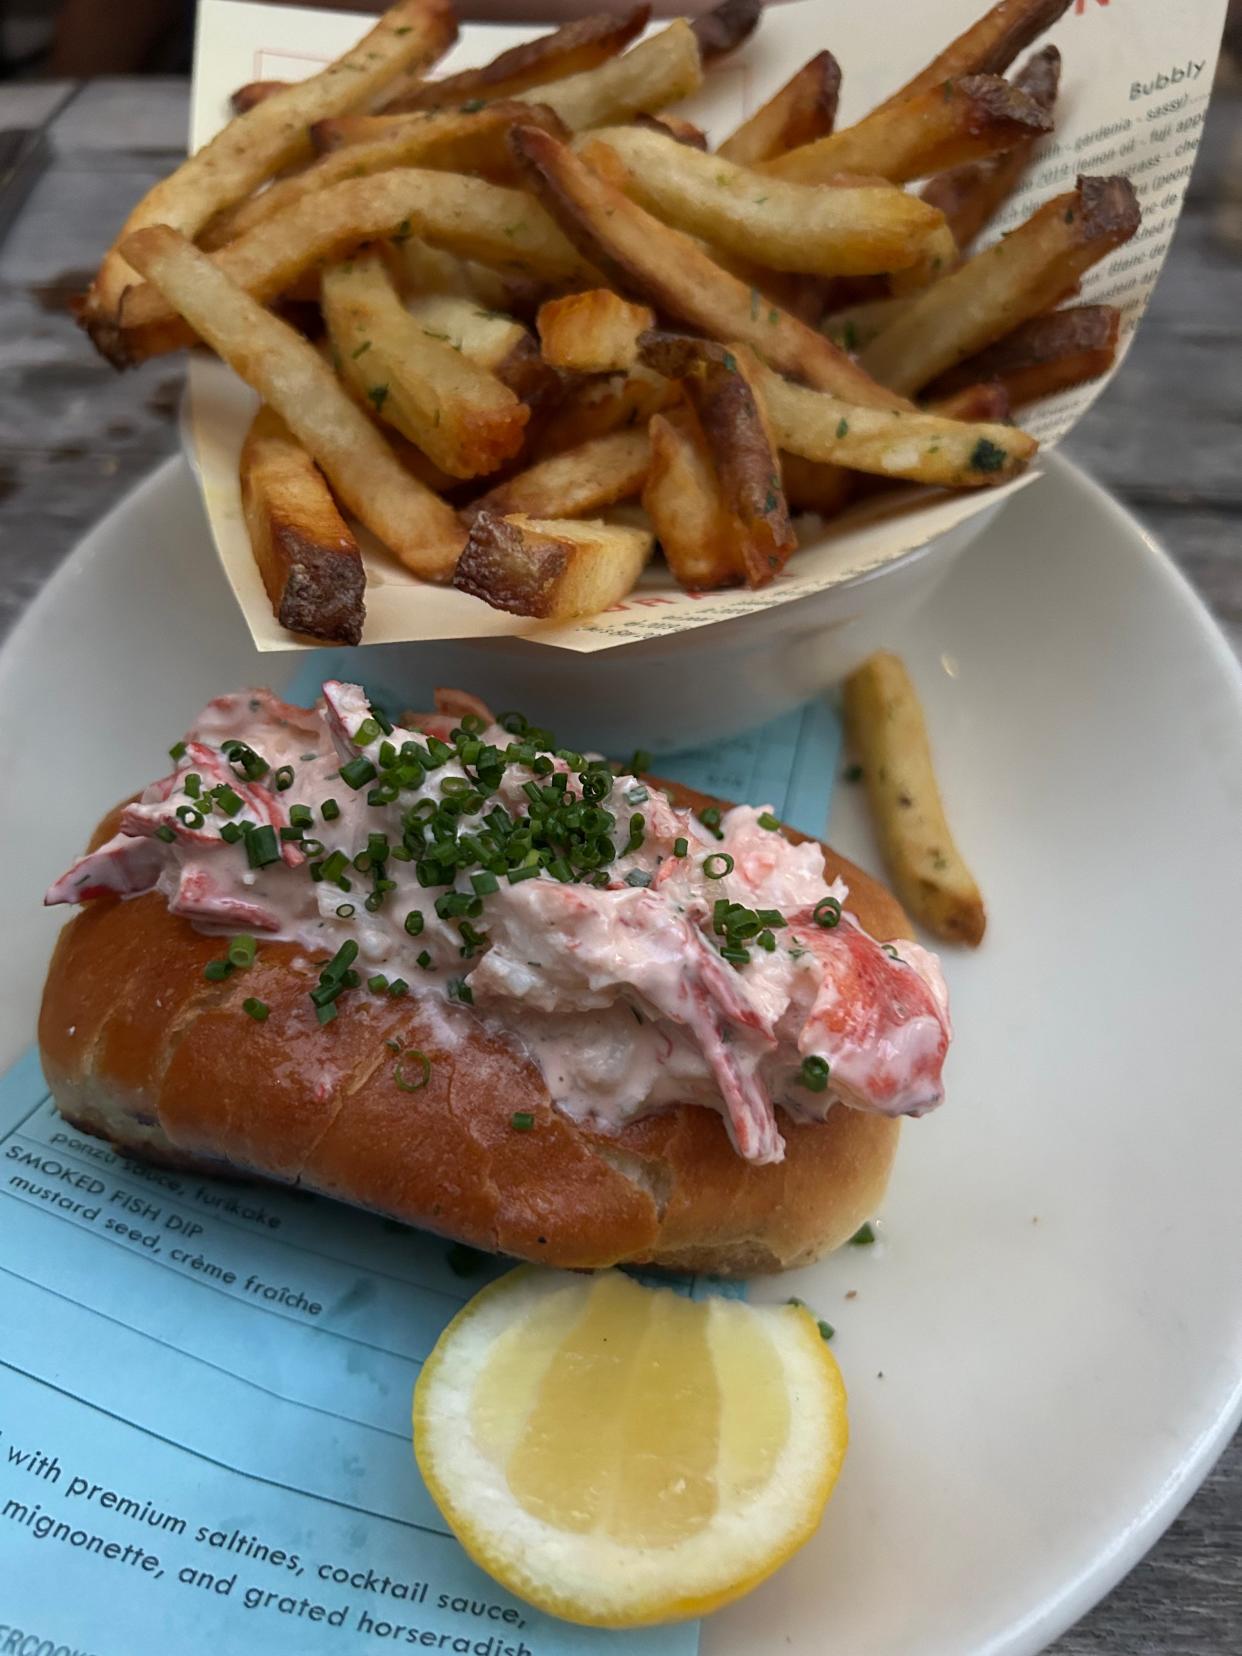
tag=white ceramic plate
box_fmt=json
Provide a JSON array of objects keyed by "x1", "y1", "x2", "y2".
[{"x1": 2, "y1": 454, "x2": 1240, "y2": 1655}]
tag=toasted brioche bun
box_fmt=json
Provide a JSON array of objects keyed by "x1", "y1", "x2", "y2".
[{"x1": 38, "y1": 782, "x2": 905, "y2": 1274}]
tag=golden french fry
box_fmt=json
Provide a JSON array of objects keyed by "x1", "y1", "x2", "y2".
[
  {"x1": 380, "y1": 6, "x2": 650, "y2": 113},
  {"x1": 822, "y1": 292, "x2": 916, "y2": 353},
  {"x1": 644, "y1": 406, "x2": 740, "y2": 590},
  {"x1": 861, "y1": 176, "x2": 1140, "y2": 395},
  {"x1": 114, "y1": 169, "x2": 598, "y2": 365},
  {"x1": 927, "y1": 303, "x2": 1121, "y2": 406},
  {"x1": 463, "y1": 428, "x2": 651, "y2": 523},
  {"x1": 718, "y1": 51, "x2": 841, "y2": 166},
  {"x1": 581, "y1": 126, "x2": 948, "y2": 278},
  {"x1": 240, "y1": 406, "x2": 366, "y2": 646},
  {"x1": 229, "y1": 80, "x2": 287, "y2": 115},
  {"x1": 632, "y1": 113, "x2": 708, "y2": 150},
  {"x1": 82, "y1": 0, "x2": 456, "y2": 345},
  {"x1": 509, "y1": 124, "x2": 907, "y2": 409},
  {"x1": 121, "y1": 227, "x2": 463, "y2": 580},
  {"x1": 871, "y1": 0, "x2": 1070, "y2": 114},
  {"x1": 843, "y1": 651, "x2": 986, "y2": 946},
  {"x1": 323, "y1": 250, "x2": 527, "y2": 480},
  {"x1": 537, "y1": 289, "x2": 653, "y2": 372},
  {"x1": 763, "y1": 74, "x2": 1053, "y2": 186},
  {"x1": 740, "y1": 349, "x2": 1037, "y2": 486},
  {"x1": 391, "y1": 237, "x2": 530, "y2": 311},
  {"x1": 636, "y1": 333, "x2": 795, "y2": 587},
  {"x1": 920, "y1": 45, "x2": 1061, "y2": 254},
  {"x1": 690, "y1": 0, "x2": 762, "y2": 62},
  {"x1": 454, "y1": 513, "x2": 653, "y2": 618},
  {"x1": 401, "y1": 292, "x2": 555, "y2": 405},
  {"x1": 204, "y1": 103, "x2": 568, "y2": 249},
  {"x1": 887, "y1": 219, "x2": 959, "y2": 297}
]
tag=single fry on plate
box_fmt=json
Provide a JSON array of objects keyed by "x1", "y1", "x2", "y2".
[
  {"x1": 843, "y1": 650, "x2": 987, "y2": 946},
  {"x1": 121, "y1": 225, "x2": 464, "y2": 579},
  {"x1": 239, "y1": 406, "x2": 366, "y2": 647}
]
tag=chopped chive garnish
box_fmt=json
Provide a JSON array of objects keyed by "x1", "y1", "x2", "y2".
[
  {"x1": 224, "y1": 741, "x2": 269, "y2": 781},
  {"x1": 274, "y1": 765, "x2": 294, "y2": 792},
  {"x1": 219, "y1": 822, "x2": 243, "y2": 844},
  {"x1": 176, "y1": 806, "x2": 204, "y2": 829},
  {"x1": 353, "y1": 717, "x2": 381, "y2": 745},
  {"x1": 404, "y1": 909, "x2": 425, "y2": 936},
  {"x1": 321, "y1": 798, "x2": 340, "y2": 821},
  {"x1": 624, "y1": 869, "x2": 652, "y2": 887},
  {"x1": 340, "y1": 756, "x2": 377, "y2": 791},
  {"x1": 169, "y1": 740, "x2": 187, "y2": 761},
  {"x1": 447, "y1": 979, "x2": 474, "y2": 1005},
  {"x1": 242, "y1": 997, "x2": 269, "y2": 1022},
  {"x1": 227, "y1": 935, "x2": 257, "y2": 968},
  {"x1": 511, "y1": 1111, "x2": 535, "y2": 1132},
  {"x1": 817, "y1": 1319, "x2": 835, "y2": 1342},
  {"x1": 316, "y1": 1000, "x2": 338, "y2": 1026},
  {"x1": 757, "y1": 810, "x2": 781, "y2": 831},
  {"x1": 798, "y1": 1055, "x2": 830, "y2": 1092},
  {"x1": 704, "y1": 852, "x2": 734, "y2": 880},
  {"x1": 673, "y1": 836, "x2": 688, "y2": 858},
  {"x1": 212, "y1": 784, "x2": 243, "y2": 817},
  {"x1": 813, "y1": 896, "x2": 842, "y2": 929},
  {"x1": 203, "y1": 959, "x2": 232, "y2": 981},
  {"x1": 470, "y1": 870, "x2": 499, "y2": 896},
  {"x1": 244, "y1": 824, "x2": 280, "y2": 869},
  {"x1": 336, "y1": 902, "x2": 356, "y2": 918},
  {"x1": 698, "y1": 806, "x2": 724, "y2": 840},
  {"x1": 388, "y1": 977, "x2": 409, "y2": 997},
  {"x1": 368, "y1": 973, "x2": 388, "y2": 993},
  {"x1": 394, "y1": 1051, "x2": 431, "y2": 1091},
  {"x1": 417, "y1": 950, "x2": 432, "y2": 969},
  {"x1": 850, "y1": 1222, "x2": 876, "y2": 1246},
  {"x1": 184, "y1": 774, "x2": 201, "y2": 799},
  {"x1": 156, "y1": 825, "x2": 176, "y2": 843}
]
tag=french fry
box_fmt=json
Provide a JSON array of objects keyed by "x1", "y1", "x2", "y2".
[
  {"x1": 502, "y1": 20, "x2": 704, "y2": 132},
  {"x1": 380, "y1": 7, "x2": 650, "y2": 113},
  {"x1": 924, "y1": 380, "x2": 1011, "y2": 423},
  {"x1": 403, "y1": 291, "x2": 554, "y2": 405},
  {"x1": 779, "y1": 452, "x2": 856, "y2": 517},
  {"x1": 463, "y1": 428, "x2": 651, "y2": 523},
  {"x1": 204, "y1": 104, "x2": 568, "y2": 249},
  {"x1": 537, "y1": 289, "x2": 653, "y2": 373},
  {"x1": 643, "y1": 407, "x2": 740, "y2": 590},
  {"x1": 871, "y1": 0, "x2": 1070, "y2": 115},
  {"x1": 861, "y1": 176, "x2": 1140, "y2": 395},
  {"x1": 738, "y1": 349, "x2": 1038, "y2": 487},
  {"x1": 240, "y1": 406, "x2": 366, "y2": 646},
  {"x1": 392, "y1": 237, "x2": 532, "y2": 312},
  {"x1": 637, "y1": 333, "x2": 795, "y2": 587},
  {"x1": 230, "y1": 80, "x2": 287, "y2": 116},
  {"x1": 581, "y1": 126, "x2": 948, "y2": 278},
  {"x1": 718, "y1": 52, "x2": 841, "y2": 166},
  {"x1": 114, "y1": 170, "x2": 599, "y2": 365},
  {"x1": 632, "y1": 113, "x2": 709, "y2": 150},
  {"x1": 887, "y1": 219, "x2": 960, "y2": 298},
  {"x1": 509, "y1": 124, "x2": 908, "y2": 410},
  {"x1": 454, "y1": 513, "x2": 653, "y2": 619},
  {"x1": 927, "y1": 303, "x2": 1121, "y2": 405},
  {"x1": 822, "y1": 292, "x2": 916, "y2": 353},
  {"x1": 533, "y1": 368, "x2": 674, "y2": 456},
  {"x1": 763, "y1": 74, "x2": 1052, "y2": 186},
  {"x1": 920, "y1": 45, "x2": 1061, "y2": 254},
  {"x1": 82, "y1": 0, "x2": 456, "y2": 344},
  {"x1": 121, "y1": 227, "x2": 463, "y2": 579},
  {"x1": 322, "y1": 251, "x2": 527, "y2": 480},
  {"x1": 690, "y1": 0, "x2": 762, "y2": 63},
  {"x1": 843, "y1": 652, "x2": 986, "y2": 946}
]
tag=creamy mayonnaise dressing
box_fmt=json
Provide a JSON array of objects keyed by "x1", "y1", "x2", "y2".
[{"x1": 46, "y1": 683, "x2": 951, "y2": 1165}]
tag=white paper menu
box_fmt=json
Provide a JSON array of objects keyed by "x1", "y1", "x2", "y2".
[{"x1": 181, "y1": 0, "x2": 1228, "y2": 652}]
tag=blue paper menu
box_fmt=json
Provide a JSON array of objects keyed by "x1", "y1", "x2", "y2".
[{"x1": 0, "y1": 693, "x2": 840, "y2": 1654}]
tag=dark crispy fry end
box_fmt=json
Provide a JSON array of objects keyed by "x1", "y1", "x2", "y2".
[
  {"x1": 1078, "y1": 174, "x2": 1142, "y2": 242},
  {"x1": 638, "y1": 330, "x2": 795, "y2": 587},
  {"x1": 691, "y1": 0, "x2": 762, "y2": 62},
  {"x1": 453, "y1": 512, "x2": 566, "y2": 617},
  {"x1": 632, "y1": 113, "x2": 709, "y2": 150},
  {"x1": 921, "y1": 46, "x2": 1061, "y2": 248},
  {"x1": 775, "y1": 52, "x2": 842, "y2": 150},
  {"x1": 927, "y1": 305, "x2": 1120, "y2": 402},
  {"x1": 953, "y1": 73, "x2": 1054, "y2": 142},
  {"x1": 230, "y1": 80, "x2": 287, "y2": 115},
  {"x1": 271, "y1": 522, "x2": 367, "y2": 645},
  {"x1": 380, "y1": 6, "x2": 651, "y2": 112},
  {"x1": 879, "y1": 0, "x2": 1071, "y2": 109},
  {"x1": 925, "y1": 379, "x2": 1011, "y2": 423}
]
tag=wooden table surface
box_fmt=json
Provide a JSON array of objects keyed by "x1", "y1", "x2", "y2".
[{"x1": 0, "y1": 73, "x2": 1238, "y2": 1653}]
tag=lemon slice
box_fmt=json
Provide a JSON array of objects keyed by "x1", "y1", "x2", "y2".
[{"x1": 413, "y1": 1266, "x2": 847, "y2": 1627}]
